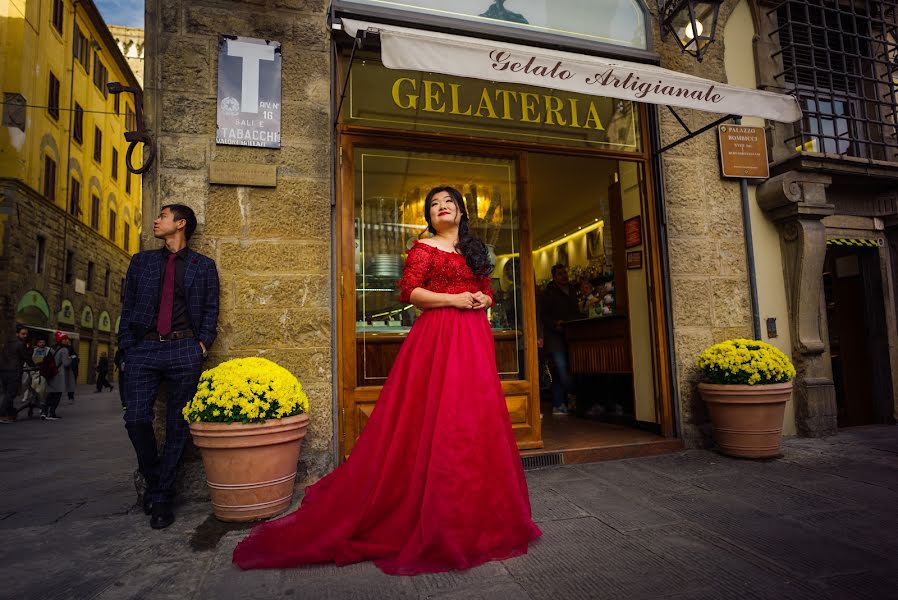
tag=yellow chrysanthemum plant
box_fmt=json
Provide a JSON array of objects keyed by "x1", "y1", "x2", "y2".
[
  {"x1": 182, "y1": 357, "x2": 310, "y2": 424},
  {"x1": 696, "y1": 339, "x2": 796, "y2": 386}
]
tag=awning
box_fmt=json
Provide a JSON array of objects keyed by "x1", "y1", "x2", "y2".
[{"x1": 342, "y1": 19, "x2": 802, "y2": 124}]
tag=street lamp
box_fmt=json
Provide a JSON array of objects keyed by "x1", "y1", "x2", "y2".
[{"x1": 657, "y1": 0, "x2": 723, "y2": 62}]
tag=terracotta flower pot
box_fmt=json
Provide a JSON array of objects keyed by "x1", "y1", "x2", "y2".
[
  {"x1": 188, "y1": 413, "x2": 310, "y2": 522},
  {"x1": 698, "y1": 381, "x2": 793, "y2": 459}
]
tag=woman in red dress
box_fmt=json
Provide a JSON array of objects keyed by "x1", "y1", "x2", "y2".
[{"x1": 233, "y1": 186, "x2": 542, "y2": 575}]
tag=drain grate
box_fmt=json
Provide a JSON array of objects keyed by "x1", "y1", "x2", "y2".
[{"x1": 521, "y1": 453, "x2": 564, "y2": 470}]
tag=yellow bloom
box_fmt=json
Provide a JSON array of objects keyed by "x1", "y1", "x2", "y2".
[
  {"x1": 183, "y1": 357, "x2": 310, "y2": 423},
  {"x1": 697, "y1": 338, "x2": 795, "y2": 385}
]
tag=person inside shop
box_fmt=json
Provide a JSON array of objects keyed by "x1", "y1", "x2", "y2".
[
  {"x1": 233, "y1": 185, "x2": 541, "y2": 575},
  {"x1": 578, "y1": 278, "x2": 601, "y2": 317},
  {"x1": 539, "y1": 264, "x2": 581, "y2": 415}
]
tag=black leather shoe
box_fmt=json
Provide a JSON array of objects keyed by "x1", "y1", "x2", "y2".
[
  {"x1": 150, "y1": 502, "x2": 174, "y2": 529},
  {"x1": 142, "y1": 495, "x2": 153, "y2": 515}
]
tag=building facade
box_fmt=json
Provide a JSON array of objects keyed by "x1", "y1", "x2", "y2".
[
  {"x1": 109, "y1": 24, "x2": 144, "y2": 87},
  {"x1": 143, "y1": 0, "x2": 897, "y2": 485},
  {"x1": 1, "y1": 0, "x2": 143, "y2": 382}
]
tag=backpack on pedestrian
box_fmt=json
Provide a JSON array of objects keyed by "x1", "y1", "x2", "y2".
[{"x1": 39, "y1": 348, "x2": 59, "y2": 380}]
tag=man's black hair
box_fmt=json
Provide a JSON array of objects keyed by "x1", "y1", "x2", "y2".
[
  {"x1": 15, "y1": 323, "x2": 28, "y2": 334},
  {"x1": 551, "y1": 264, "x2": 567, "y2": 277},
  {"x1": 162, "y1": 204, "x2": 198, "y2": 240}
]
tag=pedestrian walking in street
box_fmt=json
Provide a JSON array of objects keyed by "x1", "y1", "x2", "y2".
[
  {"x1": 31, "y1": 338, "x2": 50, "y2": 366},
  {"x1": 233, "y1": 186, "x2": 540, "y2": 575},
  {"x1": 95, "y1": 353, "x2": 113, "y2": 393},
  {"x1": 118, "y1": 204, "x2": 219, "y2": 530},
  {"x1": 43, "y1": 331, "x2": 74, "y2": 420},
  {"x1": 67, "y1": 348, "x2": 79, "y2": 404},
  {"x1": 0, "y1": 324, "x2": 33, "y2": 424},
  {"x1": 113, "y1": 348, "x2": 126, "y2": 409}
]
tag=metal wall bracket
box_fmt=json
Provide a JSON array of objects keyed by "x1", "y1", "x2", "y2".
[
  {"x1": 334, "y1": 30, "x2": 373, "y2": 130},
  {"x1": 653, "y1": 106, "x2": 739, "y2": 156}
]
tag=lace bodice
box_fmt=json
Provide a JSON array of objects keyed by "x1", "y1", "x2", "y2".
[{"x1": 398, "y1": 241, "x2": 495, "y2": 303}]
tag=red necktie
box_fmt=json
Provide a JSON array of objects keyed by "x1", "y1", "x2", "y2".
[{"x1": 157, "y1": 253, "x2": 177, "y2": 336}]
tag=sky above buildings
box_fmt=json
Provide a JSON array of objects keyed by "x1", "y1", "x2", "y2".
[{"x1": 95, "y1": 0, "x2": 143, "y2": 28}]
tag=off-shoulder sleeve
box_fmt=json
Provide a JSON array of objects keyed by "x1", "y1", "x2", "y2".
[
  {"x1": 479, "y1": 275, "x2": 495, "y2": 301},
  {"x1": 399, "y1": 243, "x2": 433, "y2": 302}
]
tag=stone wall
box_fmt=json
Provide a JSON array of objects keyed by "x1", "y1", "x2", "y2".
[
  {"x1": 145, "y1": 0, "x2": 334, "y2": 485},
  {"x1": 0, "y1": 178, "x2": 130, "y2": 373},
  {"x1": 655, "y1": 0, "x2": 755, "y2": 446}
]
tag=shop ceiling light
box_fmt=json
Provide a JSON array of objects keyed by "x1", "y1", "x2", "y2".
[{"x1": 657, "y1": 0, "x2": 723, "y2": 62}]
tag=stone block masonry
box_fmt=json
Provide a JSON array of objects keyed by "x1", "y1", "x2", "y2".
[
  {"x1": 653, "y1": 0, "x2": 755, "y2": 447},
  {"x1": 145, "y1": 0, "x2": 334, "y2": 488}
]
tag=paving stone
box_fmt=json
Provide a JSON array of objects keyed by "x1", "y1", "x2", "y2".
[
  {"x1": 652, "y1": 491, "x2": 885, "y2": 578},
  {"x1": 504, "y1": 518, "x2": 705, "y2": 600},
  {"x1": 789, "y1": 508, "x2": 898, "y2": 560},
  {"x1": 549, "y1": 477, "x2": 682, "y2": 532},
  {"x1": 525, "y1": 465, "x2": 591, "y2": 488},
  {"x1": 635, "y1": 450, "x2": 751, "y2": 481},
  {"x1": 528, "y1": 486, "x2": 591, "y2": 523},
  {"x1": 577, "y1": 459, "x2": 698, "y2": 497},
  {"x1": 626, "y1": 522, "x2": 838, "y2": 599},
  {"x1": 428, "y1": 581, "x2": 532, "y2": 599},
  {"x1": 409, "y1": 561, "x2": 512, "y2": 597},
  {"x1": 823, "y1": 569, "x2": 898, "y2": 600},
  {"x1": 689, "y1": 473, "x2": 844, "y2": 516},
  {"x1": 737, "y1": 459, "x2": 898, "y2": 515}
]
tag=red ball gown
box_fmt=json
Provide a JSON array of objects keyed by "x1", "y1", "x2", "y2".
[{"x1": 233, "y1": 240, "x2": 542, "y2": 575}]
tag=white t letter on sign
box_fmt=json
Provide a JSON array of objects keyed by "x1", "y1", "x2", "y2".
[{"x1": 226, "y1": 40, "x2": 275, "y2": 113}]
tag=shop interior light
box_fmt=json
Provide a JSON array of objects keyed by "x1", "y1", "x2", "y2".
[{"x1": 656, "y1": 0, "x2": 723, "y2": 62}]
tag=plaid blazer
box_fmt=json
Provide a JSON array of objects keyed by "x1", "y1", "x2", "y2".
[{"x1": 118, "y1": 248, "x2": 220, "y2": 351}]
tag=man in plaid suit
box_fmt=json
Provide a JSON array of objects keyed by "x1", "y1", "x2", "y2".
[{"x1": 119, "y1": 204, "x2": 219, "y2": 529}]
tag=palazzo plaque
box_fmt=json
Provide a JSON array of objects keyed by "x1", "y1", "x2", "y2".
[{"x1": 718, "y1": 125, "x2": 769, "y2": 179}]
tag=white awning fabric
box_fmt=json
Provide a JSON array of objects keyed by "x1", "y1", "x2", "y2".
[{"x1": 342, "y1": 19, "x2": 802, "y2": 124}]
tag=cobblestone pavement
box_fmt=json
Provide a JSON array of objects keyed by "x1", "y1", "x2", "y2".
[{"x1": 2, "y1": 386, "x2": 897, "y2": 599}]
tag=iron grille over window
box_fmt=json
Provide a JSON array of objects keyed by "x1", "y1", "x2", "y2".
[{"x1": 771, "y1": 0, "x2": 898, "y2": 161}]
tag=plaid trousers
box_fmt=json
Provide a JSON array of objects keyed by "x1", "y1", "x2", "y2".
[{"x1": 123, "y1": 337, "x2": 204, "y2": 503}]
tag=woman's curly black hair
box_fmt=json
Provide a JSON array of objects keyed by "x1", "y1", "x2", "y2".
[{"x1": 422, "y1": 186, "x2": 492, "y2": 278}]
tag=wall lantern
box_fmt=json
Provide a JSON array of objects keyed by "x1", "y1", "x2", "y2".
[{"x1": 657, "y1": 0, "x2": 723, "y2": 62}]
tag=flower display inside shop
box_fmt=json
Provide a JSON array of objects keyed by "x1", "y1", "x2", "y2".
[{"x1": 183, "y1": 357, "x2": 309, "y2": 423}]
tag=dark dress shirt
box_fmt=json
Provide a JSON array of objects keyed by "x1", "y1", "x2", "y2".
[
  {"x1": 539, "y1": 282, "x2": 582, "y2": 354},
  {"x1": 153, "y1": 247, "x2": 191, "y2": 334}
]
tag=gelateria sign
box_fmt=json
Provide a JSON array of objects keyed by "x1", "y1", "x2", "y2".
[
  {"x1": 347, "y1": 61, "x2": 640, "y2": 150},
  {"x1": 342, "y1": 19, "x2": 802, "y2": 124}
]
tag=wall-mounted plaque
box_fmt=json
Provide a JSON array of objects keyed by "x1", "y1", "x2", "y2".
[
  {"x1": 718, "y1": 124, "x2": 769, "y2": 179},
  {"x1": 216, "y1": 36, "x2": 282, "y2": 148},
  {"x1": 624, "y1": 215, "x2": 642, "y2": 248},
  {"x1": 209, "y1": 161, "x2": 277, "y2": 187},
  {"x1": 626, "y1": 250, "x2": 643, "y2": 270}
]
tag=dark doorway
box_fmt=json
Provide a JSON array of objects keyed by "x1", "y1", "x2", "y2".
[{"x1": 823, "y1": 245, "x2": 893, "y2": 427}]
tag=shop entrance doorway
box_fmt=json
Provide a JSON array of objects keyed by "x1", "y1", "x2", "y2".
[
  {"x1": 525, "y1": 152, "x2": 676, "y2": 461},
  {"x1": 337, "y1": 137, "x2": 679, "y2": 461},
  {"x1": 823, "y1": 245, "x2": 893, "y2": 427}
]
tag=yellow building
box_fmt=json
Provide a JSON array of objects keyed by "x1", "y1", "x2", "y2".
[
  {"x1": 1, "y1": 0, "x2": 142, "y2": 248},
  {"x1": 1, "y1": 0, "x2": 143, "y2": 383}
]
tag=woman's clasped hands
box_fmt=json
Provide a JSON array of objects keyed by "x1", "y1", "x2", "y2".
[{"x1": 451, "y1": 291, "x2": 492, "y2": 310}]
